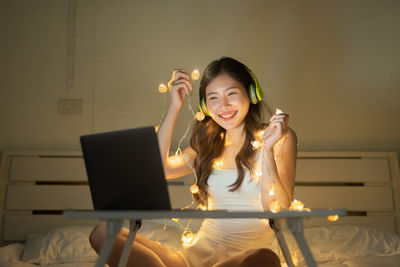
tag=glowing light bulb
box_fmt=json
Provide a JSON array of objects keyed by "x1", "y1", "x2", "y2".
[
  {"x1": 191, "y1": 69, "x2": 200, "y2": 81},
  {"x1": 154, "y1": 125, "x2": 159, "y2": 132},
  {"x1": 292, "y1": 252, "x2": 299, "y2": 265},
  {"x1": 212, "y1": 160, "x2": 222, "y2": 169},
  {"x1": 190, "y1": 184, "x2": 199, "y2": 194},
  {"x1": 172, "y1": 218, "x2": 179, "y2": 222},
  {"x1": 327, "y1": 215, "x2": 339, "y2": 222},
  {"x1": 269, "y1": 184, "x2": 276, "y2": 197},
  {"x1": 251, "y1": 140, "x2": 264, "y2": 150},
  {"x1": 158, "y1": 83, "x2": 168, "y2": 93},
  {"x1": 182, "y1": 230, "x2": 195, "y2": 247},
  {"x1": 195, "y1": 111, "x2": 205, "y2": 121},
  {"x1": 290, "y1": 199, "x2": 304, "y2": 211},
  {"x1": 275, "y1": 108, "x2": 284, "y2": 115},
  {"x1": 269, "y1": 200, "x2": 281, "y2": 213},
  {"x1": 198, "y1": 204, "x2": 207, "y2": 211},
  {"x1": 256, "y1": 130, "x2": 265, "y2": 139},
  {"x1": 167, "y1": 155, "x2": 184, "y2": 167}
]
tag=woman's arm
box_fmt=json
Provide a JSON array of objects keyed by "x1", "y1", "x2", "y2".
[
  {"x1": 259, "y1": 112, "x2": 297, "y2": 210},
  {"x1": 261, "y1": 128, "x2": 297, "y2": 209},
  {"x1": 157, "y1": 70, "x2": 197, "y2": 180}
]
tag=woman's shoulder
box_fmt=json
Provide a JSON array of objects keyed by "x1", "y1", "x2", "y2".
[{"x1": 286, "y1": 127, "x2": 297, "y2": 141}]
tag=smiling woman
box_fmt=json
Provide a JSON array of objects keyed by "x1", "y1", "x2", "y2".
[
  {"x1": 204, "y1": 74, "x2": 250, "y2": 131},
  {"x1": 89, "y1": 57, "x2": 296, "y2": 267}
]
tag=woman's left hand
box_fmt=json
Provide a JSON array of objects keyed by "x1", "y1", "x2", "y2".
[{"x1": 262, "y1": 113, "x2": 290, "y2": 151}]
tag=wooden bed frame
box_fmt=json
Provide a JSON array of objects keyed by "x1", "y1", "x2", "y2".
[{"x1": 0, "y1": 150, "x2": 399, "y2": 244}]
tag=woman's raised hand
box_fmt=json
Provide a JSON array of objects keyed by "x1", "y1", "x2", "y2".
[
  {"x1": 167, "y1": 69, "x2": 193, "y2": 110},
  {"x1": 262, "y1": 113, "x2": 290, "y2": 151}
]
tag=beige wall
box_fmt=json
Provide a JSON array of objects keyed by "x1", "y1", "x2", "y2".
[{"x1": 0, "y1": 1, "x2": 399, "y2": 160}]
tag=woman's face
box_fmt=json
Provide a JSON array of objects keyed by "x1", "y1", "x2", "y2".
[{"x1": 205, "y1": 73, "x2": 250, "y2": 131}]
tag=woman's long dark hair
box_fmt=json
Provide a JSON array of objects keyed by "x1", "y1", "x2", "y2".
[{"x1": 190, "y1": 57, "x2": 269, "y2": 206}]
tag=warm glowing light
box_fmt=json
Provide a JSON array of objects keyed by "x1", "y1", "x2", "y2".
[
  {"x1": 275, "y1": 108, "x2": 284, "y2": 115},
  {"x1": 269, "y1": 184, "x2": 276, "y2": 197},
  {"x1": 292, "y1": 252, "x2": 299, "y2": 265},
  {"x1": 182, "y1": 230, "x2": 195, "y2": 247},
  {"x1": 195, "y1": 111, "x2": 205, "y2": 121},
  {"x1": 154, "y1": 125, "x2": 159, "y2": 132},
  {"x1": 172, "y1": 218, "x2": 179, "y2": 222},
  {"x1": 251, "y1": 140, "x2": 264, "y2": 150},
  {"x1": 269, "y1": 200, "x2": 281, "y2": 213},
  {"x1": 327, "y1": 215, "x2": 339, "y2": 222},
  {"x1": 198, "y1": 204, "x2": 207, "y2": 211},
  {"x1": 282, "y1": 263, "x2": 288, "y2": 267},
  {"x1": 256, "y1": 130, "x2": 265, "y2": 139},
  {"x1": 191, "y1": 69, "x2": 200, "y2": 81},
  {"x1": 190, "y1": 184, "x2": 199, "y2": 194},
  {"x1": 167, "y1": 155, "x2": 185, "y2": 167},
  {"x1": 290, "y1": 199, "x2": 304, "y2": 211},
  {"x1": 158, "y1": 83, "x2": 168, "y2": 93},
  {"x1": 212, "y1": 160, "x2": 222, "y2": 169}
]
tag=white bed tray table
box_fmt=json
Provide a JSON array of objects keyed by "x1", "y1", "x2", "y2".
[{"x1": 64, "y1": 209, "x2": 346, "y2": 267}]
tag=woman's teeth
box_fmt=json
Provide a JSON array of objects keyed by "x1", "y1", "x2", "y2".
[{"x1": 219, "y1": 111, "x2": 236, "y2": 119}]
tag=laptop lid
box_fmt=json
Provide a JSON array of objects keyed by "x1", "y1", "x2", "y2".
[{"x1": 80, "y1": 126, "x2": 172, "y2": 210}]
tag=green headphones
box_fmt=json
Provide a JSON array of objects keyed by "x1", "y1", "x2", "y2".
[{"x1": 198, "y1": 67, "x2": 263, "y2": 117}]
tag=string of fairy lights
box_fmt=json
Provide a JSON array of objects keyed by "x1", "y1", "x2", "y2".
[{"x1": 156, "y1": 68, "x2": 339, "y2": 265}]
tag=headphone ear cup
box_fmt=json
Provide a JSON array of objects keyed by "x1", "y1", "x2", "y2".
[
  {"x1": 199, "y1": 98, "x2": 210, "y2": 116},
  {"x1": 248, "y1": 83, "x2": 258, "y2": 104},
  {"x1": 246, "y1": 66, "x2": 263, "y2": 104}
]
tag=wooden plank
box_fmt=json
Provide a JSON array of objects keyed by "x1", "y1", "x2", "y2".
[
  {"x1": 302, "y1": 216, "x2": 396, "y2": 233},
  {"x1": 3, "y1": 214, "x2": 99, "y2": 241},
  {"x1": 294, "y1": 186, "x2": 393, "y2": 211},
  {"x1": 9, "y1": 156, "x2": 87, "y2": 181},
  {"x1": 5, "y1": 184, "x2": 192, "y2": 211},
  {"x1": 296, "y1": 158, "x2": 390, "y2": 183},
  {"x1": 6, "y1": 185, "x2": 93, "y2": 210}
]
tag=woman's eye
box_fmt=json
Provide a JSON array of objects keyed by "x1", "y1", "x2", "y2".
[{"x1": 228, "y1": 92, "x2": 237, "y2": 96}]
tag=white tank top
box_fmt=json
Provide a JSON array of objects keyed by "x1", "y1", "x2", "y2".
[{"x1": 198, "y1": 160, "x2": 274, "y2": 250}]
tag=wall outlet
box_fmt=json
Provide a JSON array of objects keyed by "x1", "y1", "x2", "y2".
[{"x1": 58, "y1": 98, "x2": 83, "y2": 114}]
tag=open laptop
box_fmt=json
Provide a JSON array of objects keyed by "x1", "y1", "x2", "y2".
[{"x1": 80, "y1": 126, "x2": 172, "y2": 210}]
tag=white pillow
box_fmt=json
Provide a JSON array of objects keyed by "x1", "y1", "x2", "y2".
[
  {"x1": 0, "y1": 243, "x2": 24, "y2": 264},
  {"x1": 22, "y1": 226, "x2": 98, "y2": 264}
]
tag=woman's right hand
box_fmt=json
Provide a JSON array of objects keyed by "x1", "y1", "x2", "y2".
[{"x1": 167, "y1": 69, "x2": 193, "y2": 110}]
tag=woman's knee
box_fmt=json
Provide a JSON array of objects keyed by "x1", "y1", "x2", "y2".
[
  {"x1": 89, "y1": 222, "x2": 107, "y2": 252},
  {"x1": 242, "y1": 248, "x2": 281, "y2": 267}
]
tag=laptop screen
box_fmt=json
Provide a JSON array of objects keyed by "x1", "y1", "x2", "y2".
[{"x1": 80, "y1": 126, "x2": 172, "y2": 210}]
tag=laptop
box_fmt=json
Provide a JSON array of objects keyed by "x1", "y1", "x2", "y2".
[{"x1": 80, "y1": 126, "x2": 172, "y2": 210}]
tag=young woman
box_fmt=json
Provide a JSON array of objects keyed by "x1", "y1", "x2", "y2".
[{"x1": 89, "y1": 57, "x2": 297, "y2": 267}]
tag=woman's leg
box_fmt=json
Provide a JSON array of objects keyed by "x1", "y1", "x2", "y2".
[
  {"x1": 212, "y1": 248, "x2": 281, "y2": 267},
  {"x1": 89, "y1": 222, "x2": 186, "y2": 267}
]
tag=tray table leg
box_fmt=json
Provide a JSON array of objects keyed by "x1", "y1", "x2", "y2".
[
  {"x1": 286, "y1": 218, "x2": 317, "y2": 267},
  {"x1": 117, "y1": 219, "x2": 142, "y2": 267},
  {"x1": 269, "y1": 219, "x2": 295, "y2": 267},
  {"x1": 95, "y1": 219, "x2": 124, "y2": 267}
]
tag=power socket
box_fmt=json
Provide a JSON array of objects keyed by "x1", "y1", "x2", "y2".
[{"x1": 58, "y1": 98, "x2": 83, "y2": 114}]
